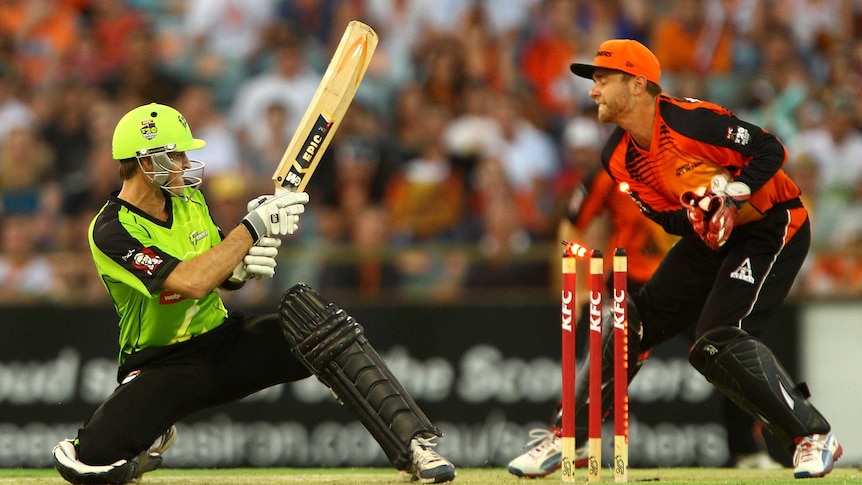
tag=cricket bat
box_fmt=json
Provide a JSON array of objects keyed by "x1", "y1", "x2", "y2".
[{"x1": 272, "y1": 20, "x2": 378, "y2": 193}]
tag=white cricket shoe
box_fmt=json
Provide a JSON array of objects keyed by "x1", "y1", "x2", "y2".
[
  {"x1": 793, "y1": 432, "x2": 842, "y2": 478},
  {"x1": 401, "y1": 437, "x2": 456, "y2": 483},
  {"x1": 134, "y1": 425, "x2": 178, "y2": 480},
  {"x1": 508, "y1": 428, "x2": 587, "y2": 478}
]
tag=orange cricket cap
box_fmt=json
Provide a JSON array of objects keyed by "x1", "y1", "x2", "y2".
[{"x1": 570, "y1": 39, "x2": 661, "y2": 85}]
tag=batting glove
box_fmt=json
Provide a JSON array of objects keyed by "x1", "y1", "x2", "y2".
[
  {"x1": 229, "y1": 237, "x2": 282, "y2": 283},
  {"x1": 240, "y1": 192, "x2": 309, "y2": 243}
]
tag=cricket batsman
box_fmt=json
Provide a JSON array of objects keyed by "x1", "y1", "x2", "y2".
[{"x1": 51, "y1": 103, "x2": 456, "y2": 484}]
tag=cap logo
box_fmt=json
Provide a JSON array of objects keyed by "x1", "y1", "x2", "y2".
[
  {"x1": 596, "y1": 50, "x2": 613, "y2": 57},
  {"x1": 626, "y1": 61, "x2": 635, "y2": 67},
  {"x1": 140, "y1": 119, "x2": 157, "y2": 140},
  {"x1": 178, "y1": 114, "x2": 188, "y2": 129}
]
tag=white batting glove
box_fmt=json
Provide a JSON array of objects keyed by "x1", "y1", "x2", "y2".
[
  {"x1": 228, "y1": 237, "x2": 282, "y2": 283},
  {"x1": 240, "y1": 192, "x2": 309, "y2": 242}
]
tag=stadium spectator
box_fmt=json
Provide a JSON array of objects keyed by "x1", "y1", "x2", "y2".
[
  {"x1": 486, "y1": 89, "x2": 561, "y2": 239},
  {"x1": 787, "y1": 93, "x2": 862, "y2": 245},
  {"x1": 99, "y1": 25, "x2": 186, "y2": 108},
  {"x1": 384, "y1": 104, "x2": 469, "y2": 300},
  {"x1": 462, "y1": 155, "x2": 545, "y2": 291},
  {"x1": 229, "y1": 27, "x2": 320, "y2": 156},
  {"x1": 650, "y1": 0, "x2": 736, "y2": 105},
  {"x1": 179, "y1": 0, "x2": 279, "y2": 109},
  {"x1": 174, "y1": 83, "x2": 243, "y2": 178},
  {"x1": 84, "y1": 0, "x2": 148, "y2": 80},
  {"x1": 740, "y1": 27, "x2": 811, "y2": 144},
  {"x1": 519, "y1": 0, "x2": 582, "y2": 127},
  {"x1": 0, "y1": 126, "x2": 61, "y2": 245},
  {"x1": 56, "y1": 96, "x2": 123, "y2": 252},
  {"x1": 772, "y1": 0, "x2": 853, "y2": 83},
  {"x1": 0, "y1": 65, "x2": 36, "y2": 145},
  {"x1": 0, "y1": 214, "x2": 59, "y2": 304},
  {"x1": 413, "y1": 35, "x2": 468, "y2": 112},
  {"x1": 0, "y1": 0, "x2": 80, "y2": 89}
]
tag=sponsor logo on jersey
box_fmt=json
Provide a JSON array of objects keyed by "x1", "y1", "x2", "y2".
[
  {"x1": 190, "y1": 230, "x2": 208, "y2": 245},
  {"x1": 160, "y1": 291, "x2": 188, "y2": 305},
  {"x1": 129, "y1": 248, "x2": 163, "y2": 276},
  {"x1": 726, "y1": 126, "x2": 750, "y2": 146},
  {"x1": 675, "y1": 160, "x2": 703, "y2": 177}
]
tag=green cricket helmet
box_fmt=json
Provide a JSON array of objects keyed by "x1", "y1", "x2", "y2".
[{"x1": 112, "y1": 103, "x2": 207, "y2": 197}]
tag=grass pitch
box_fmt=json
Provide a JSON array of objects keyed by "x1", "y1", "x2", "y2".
[{"x1": 0, "y1": 467, "x2": 859, "y2": 484}]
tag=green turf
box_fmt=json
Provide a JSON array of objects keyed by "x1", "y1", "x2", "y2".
[{"x1": 0, "y1": 467, "x2": 859, "y2": 484}]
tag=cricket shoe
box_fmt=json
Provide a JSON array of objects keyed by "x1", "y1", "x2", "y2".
[
  {"x1": 793, "y1": 431, "x2": 842, "y2": 478},
  {"x1": 400, "y1": 437, "x2": 456, "y2": 483},
  {"x1": 133, "y1": 425, "x2": 178, "y2": 481},
  {"x1": 507, "y1": 428, "x2": 588, "y2": 478}
]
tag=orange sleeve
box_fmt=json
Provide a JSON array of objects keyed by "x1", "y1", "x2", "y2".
[{"x1": 572, "y1": 171, "x2": 615, "y2": 231}]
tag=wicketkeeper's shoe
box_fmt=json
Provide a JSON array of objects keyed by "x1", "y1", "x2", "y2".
[
  {"x1": 793, "y1": 431, "x2": 842, "y2": 478},
  {"x1": 401, "y1": 437, "x2": 456, "y2": 483},
  {"x1": 508, "y1": 427, "x2": 588, "y2": 478}
]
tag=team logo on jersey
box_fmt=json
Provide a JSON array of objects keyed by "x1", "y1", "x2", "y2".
[
  {"x1": 726, "y1": 126, "x2": 750, "y2": 146},
  {"x1": 730, "y1": 258, "x2": 755, "y2": 284},
  {"x1": 141, "y1": 119, "x2": 158, "y2": 140},
  {"x1": 129, "y1": 248, "x2": 164, "y2": 276}
]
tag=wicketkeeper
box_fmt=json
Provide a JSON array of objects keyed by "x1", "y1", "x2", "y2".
[
  {"x1": 51, "y1": 103, "x2": 456, "y2": 484},
  {"x1": 558, "y1": 39, "x2": 841, "y2": 479}
]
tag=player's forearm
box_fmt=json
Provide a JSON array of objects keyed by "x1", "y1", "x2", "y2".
[{"x1": 162, "y1": 225, "x2": 254, "y2": 298}]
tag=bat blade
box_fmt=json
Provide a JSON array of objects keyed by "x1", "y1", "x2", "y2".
[{"x1": 272, "y1": 20, "x2": 378, "y2": 193}]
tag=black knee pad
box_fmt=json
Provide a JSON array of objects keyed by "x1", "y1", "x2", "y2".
[{"x1": 689, "y1": 326, "x2": 830, "y2": 454}]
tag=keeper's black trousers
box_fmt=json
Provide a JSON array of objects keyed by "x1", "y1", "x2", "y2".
[
  {"x1": 631, "y1": 203, "x2": 810, "y2": 349},
  {"x1": 77, "y1": 312, "x2": 311, "y2": 465}
]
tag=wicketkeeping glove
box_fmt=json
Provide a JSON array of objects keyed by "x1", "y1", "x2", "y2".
[
  {"x1": 229, "y1": 237, "x2": 282, "y2": 283},
  {"x1": 680, "y1": 186, "x2": 710, "y2": 237},
  {"x1": 679, "y1": 175, "x2": 751, "y2": 250},
  {"x1": 240, "y1": 192, "x2": 309, "y2": 243}
]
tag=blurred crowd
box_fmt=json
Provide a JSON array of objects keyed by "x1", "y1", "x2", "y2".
[{"x1": 2, "y1": 0, "x2": 862, "y2": 306}]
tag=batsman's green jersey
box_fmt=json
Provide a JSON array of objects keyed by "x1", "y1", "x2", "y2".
[{"x1": 89, "y1": 188, "x2": 228, "y2": 364}]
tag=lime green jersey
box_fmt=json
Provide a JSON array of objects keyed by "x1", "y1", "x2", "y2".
[{"x1": 89, "y1": 188, "x2": 229, "y2": 364}]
